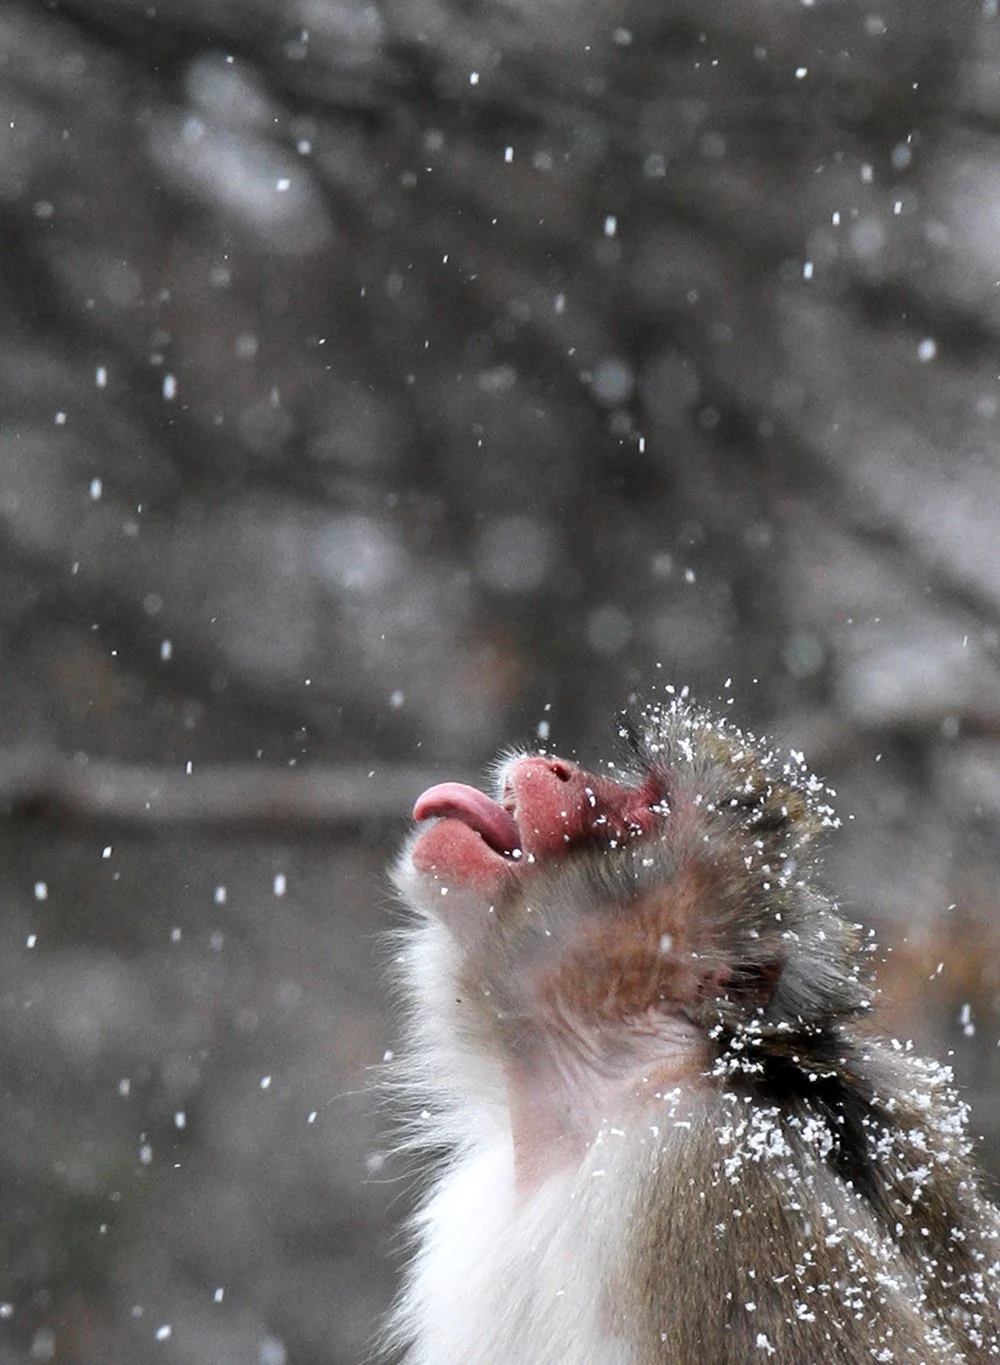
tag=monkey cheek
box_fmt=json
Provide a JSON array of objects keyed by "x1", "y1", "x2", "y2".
[{"x1": 409, "y1": 818, "x2": 516, "y2": 929}]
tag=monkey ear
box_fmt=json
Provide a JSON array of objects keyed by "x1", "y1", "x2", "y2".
[
  {"x1": 704, "y1": 957, "x2": 785, "y2": 1015},
  {"x1": 741, "y1": 959, "x2": 785, "y2": 1009}
]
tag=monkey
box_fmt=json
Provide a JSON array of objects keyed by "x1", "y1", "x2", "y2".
[{"x1": 383, "y1": 694, "x2": 1000, "y2": 1364}]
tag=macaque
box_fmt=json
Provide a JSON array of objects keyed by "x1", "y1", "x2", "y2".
[{"x1": 385, "y1": 696, "x2": 1000, "y2": 1364}]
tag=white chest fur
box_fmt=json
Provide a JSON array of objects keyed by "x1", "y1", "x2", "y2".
[{"x1": 394, "y1": 1133, "x2": 638, "y2": 1365}]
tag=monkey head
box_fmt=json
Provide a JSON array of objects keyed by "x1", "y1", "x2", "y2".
[{"x1": 393, "y1": 699, "x2": 868, "y2": 1190}]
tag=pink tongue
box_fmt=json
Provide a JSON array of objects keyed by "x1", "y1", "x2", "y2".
[{"x1": 413, "y1": 782, "x2": 521, "y2": 856}]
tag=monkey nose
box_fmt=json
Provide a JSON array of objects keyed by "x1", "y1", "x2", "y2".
[
  {"x1": 503, "y1": 755, "x2": 661, "y2": 859},
  {"x1": 500, "y1": 756, "x2": 601, "y2": 858}
]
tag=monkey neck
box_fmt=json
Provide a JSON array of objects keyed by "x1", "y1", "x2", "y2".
[
  {"x1": 501, "y1": 1012, "x2": 879, "y2": 1203},
  {"x1": 502, "y1": 1013, "x2": 712, "y2": 1198}
]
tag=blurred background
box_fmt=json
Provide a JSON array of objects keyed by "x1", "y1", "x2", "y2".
[{"x1": 3, "y1": 0, "x2": 1000, "y2": 1359}]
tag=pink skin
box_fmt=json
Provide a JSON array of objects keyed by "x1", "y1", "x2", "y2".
[{"x1": 411, "y1": 756, "x2": 662, "y2": 898}]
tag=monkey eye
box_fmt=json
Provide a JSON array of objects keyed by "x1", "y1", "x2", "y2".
[{"x1": 635, "y1": 771, "x2": 667, "y2": 815}]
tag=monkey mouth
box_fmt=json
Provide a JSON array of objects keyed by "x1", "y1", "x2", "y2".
[
  {"x1": 412, "y1": 759, "x2": 662, "y2": 876},
  {"x1": 413, "y1": 782, "x2": 523, "y2": 857}
]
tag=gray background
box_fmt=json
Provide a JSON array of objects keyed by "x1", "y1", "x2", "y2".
[{"x1": 3, "y1": 0, "x2": 1000, "y2": 1361}]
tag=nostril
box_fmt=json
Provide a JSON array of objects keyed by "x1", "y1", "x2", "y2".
[{"x1": 547, "y1": 760, "x2": 574, "y2": 782}]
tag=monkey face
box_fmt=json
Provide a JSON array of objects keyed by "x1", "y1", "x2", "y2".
[
  {"x1": 408, "y1": 753, "x2": 661, "y2": 899},
  {"x1": 399, "y1": 704, "x2": 844, "y2": 1011}
]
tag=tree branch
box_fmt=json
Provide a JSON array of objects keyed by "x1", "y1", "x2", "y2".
[{"x1": 0, "y1": 750, "x2": 474, "y2": 832}]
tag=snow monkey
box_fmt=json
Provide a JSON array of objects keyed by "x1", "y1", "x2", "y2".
[{"x1": 384, "y1": 695, "x2": 1000, "y2": 1364}]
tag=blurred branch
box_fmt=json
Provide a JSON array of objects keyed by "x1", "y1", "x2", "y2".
[{"x1": 0, "y1": 750, "x2": 471, "y2": 831}]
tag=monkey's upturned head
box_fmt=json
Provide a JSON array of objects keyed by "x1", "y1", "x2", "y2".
[{"x1": 396, "y1": 698, "x2": 867, "y2": 1065}]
